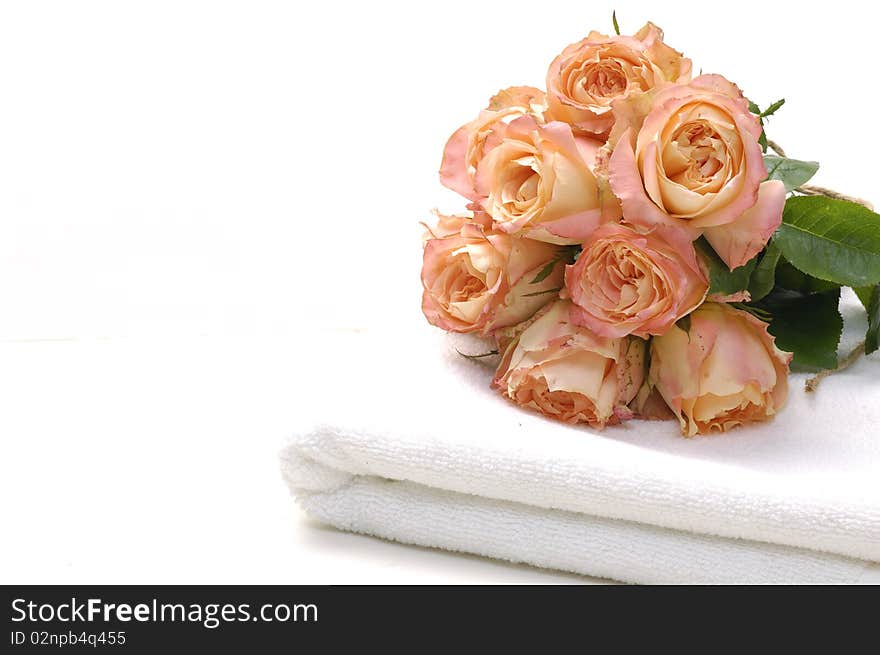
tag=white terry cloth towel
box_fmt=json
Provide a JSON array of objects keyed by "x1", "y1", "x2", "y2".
[{"x1": 281, "y1": 295, "x2": 880, "y2": 584}]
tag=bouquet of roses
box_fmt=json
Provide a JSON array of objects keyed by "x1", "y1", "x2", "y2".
[{"x1": 420, "y1": 16, "x2": 880, "y2": 437}]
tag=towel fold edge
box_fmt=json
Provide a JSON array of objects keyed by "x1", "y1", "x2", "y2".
[
  {"x1": 281, "y1": 456, "x2": 879, "y2": 584},
  {"x1": 282, "y1": 426, "x2": 880, "y2": 564}
]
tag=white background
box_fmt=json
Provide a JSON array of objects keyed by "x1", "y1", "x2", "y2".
[{"x1": 0, "y1": 0, "x2": 875, "y2": 583}]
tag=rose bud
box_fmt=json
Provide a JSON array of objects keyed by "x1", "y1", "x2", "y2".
[
  {"x1": 546, "y1": 23, "x2": 691, "y2": 138},
  {"x1": 565, "y1": 223, "x2": 708, "y2": 338},
  {"x1": 421, "y1": 212, "x2": 566, "y2": 334},
  {"x1": 493, "y1": 300, "x2": 646, "y2": 428},
  {"x1": 649, "y1": 302, "x2": 792, "y2": 436},
  {"x1": 439, "y1": 86, "x2": 547, "y2": 201},
  {"x1": 607, "y1": 75, "x2": 786, "y2": 270},
  {"x1": 476, "y1": 115, "x2": 616, "y2": 244}
]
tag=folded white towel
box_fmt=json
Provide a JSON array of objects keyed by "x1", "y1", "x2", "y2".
[{"x1": 281, "y1": 295, "x2": 880, "y2": 583}]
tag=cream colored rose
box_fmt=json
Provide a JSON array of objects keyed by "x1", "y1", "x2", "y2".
[
  {"x1": 546, "y1": 23, "x2": 691, "y2": 137},
  {"x1": 565, "y1": 223, "x2": 708, "y2": 338},
  {"x1": 421, "y1": 212, "x2": 565, "y2": 334},
  {"x1": 607, "y1": 75, "x2": 785, "y2": 270},
  {"x1": 649, "y1": 303, "x2": 792, "y2": 436},
  {"x1": 493, "y1": 300, "x2": 646, "y2": 428},
  {"x1": 476, "y1": 115, "x2": 615, "y2": 245},
  {"x1": 439, "y1": 86, "x2": 547, "y2": 201}
]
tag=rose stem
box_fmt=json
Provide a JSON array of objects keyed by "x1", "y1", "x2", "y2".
[{"x1": 804, "y1": 340, "x2": 866, "y2": 392}]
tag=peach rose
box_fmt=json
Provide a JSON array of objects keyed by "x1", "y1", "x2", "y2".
[
  {"x1": 476, "y1": 115, "x2": 614, "y2": 244},
  {"x1": 493, "y1": 300, "x2": 646, "y2": 428},
  {"x1": 607, "y1": 75, "x2": 785, "y2": 270},
  {"x1": 439, "y1": 86, "x2": 547, "y2": 201},
  {"x1": 565, "y1": 223, "x2": 708, "y2": 338},
  {"x1": 546, "y1": 23, "x2": 691, "y2": 137},
  {"x1": 649, "y1": 303, "x2": 792, "y2": 436},
  {"x1": 421, "y1": 212, "x2": 565, "y2": 334}
]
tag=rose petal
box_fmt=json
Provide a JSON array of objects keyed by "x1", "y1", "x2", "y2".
[
  {"x1": 439, "y1": 124, "x2": 477, "y2": 200},
  {"x1": 702, "y1": 180, "x2": 785, "y2": 270},
  {"x1": 608, "y1": 128, "x2": 680, "y2": 231}
]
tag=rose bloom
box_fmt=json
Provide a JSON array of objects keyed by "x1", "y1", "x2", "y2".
[
  {"x1": 421, "y1": 212, "x2": 565, "y2": 334},
  {"x1": 607, "y1": 75, "x2": 785, "y2": 270},
  {"x1": 439, "y1": 86, "x2": 547, "y2": 201},
  {"x1": 546, "y1": 23, "x2": 691, "y2": 137},
  {"x1": 649, "y1": 302, "x2": 792, "y2": 436},
  {"x1": 493, "y1": 300, "x2": 646, "y2": 428},
  {"x1": 476, "y1": 115, "x2": 615, "y2": 244},
  {"x1": 565, "y1": 223, "x2": 707, "y2": 338}
]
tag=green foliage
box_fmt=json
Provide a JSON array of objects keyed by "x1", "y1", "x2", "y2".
[
  {"x1": 521, "y1": 287, "x2": 561, "y2": 298},
  {"x1": 854, "y1": 285, "x2": 880, "y2": 355},
  {"x1": 748, "y1": 98, "x2": 783, "y2": 153},
  {"x1": 764, "y1": 156, "x2": 819, "y2": 192},
  {"x1": 854, "y1": 286, "x2": 874, "y2": 309},
  {"x1": 695, "y1": 238, "x2": 757, "y2": 295},
  {"x1": 774, "y1": 261, "x2": 841, "y2": 295},
  {"x1": 760, "y1": 99, "x2": 785, "y2": 118},
  {"x1": 762, "y1": 289, "x2": 843, "y2": 372},
  {"x1": 530, "y1": 246, "x2": 579, "y2": 284},
  {"x1": 675, "y1": 314, "x2": 691, "y2": 334},
  {"x1": 772, "y1": 196, "x2": 880, "y2": 287},
  {"x1": 747, "y1": 243, "x2": 782, "y2": 302}
]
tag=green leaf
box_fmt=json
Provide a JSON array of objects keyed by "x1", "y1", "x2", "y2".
[
  {"x1": 760, "y1": 98, "x2": 785, "y2": 118},
  {"x1": 675, "y1": 314, "x2": 691, "y2": 334},
  {"x1": 763, "y1": 155, "x2": 819, "y2": 192},
  {"x1": 747, "y1": 99, "x2": 770, "y2": 152},
  {"x1": 853, "y1": 285, "x2": 880, "y2": 354},
  {"x1": 758, "y1": 130, "x2": 768, "y2": 154},
  {"x1": 854, "y1": 286, "x2": 874, "y2": 309},
  {"x1": 612, "y1": 10, "x2": 620, "y2": 35},
  {"x1": 522, "y1": 287, "x2": 561, "y2": 298},
  {"x1": 774, "y1": 261, "x2": 841, "y2": 295},
  {"x1": 695, "y1": 237, "x2": 757, "y2": 295},
  {"x1": 530, "y1": 246, "x2": 577, "y2": 284},
  {"x1": 530, "y1": 259, "x2": 560, "y2": 284},
  {"x1": 747, "y1": 243, "x2": 782, "y2": 302},
  {"x1": 730, "y1": 302, "x2": 772, "y2": 322},
  {"x1": 867, "y1": 286, "x2": 880, "y2": 355},
  {"x1": 763, "y1": 289, "x2": 843, "y2": 372},
  {"x1": 456, "y1": 348, "x2": 499, "y2": 360},
  {"x1": 772, "y1": 196, "x2": 880, "y2": 287},
  {"x1": 855, "y1": 285, "x2": 880, "y2": 355}
]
